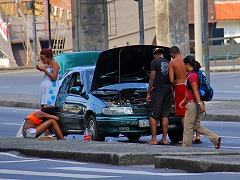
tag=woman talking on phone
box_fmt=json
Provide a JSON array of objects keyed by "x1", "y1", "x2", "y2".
[{"x1": 36, "y1": 48, "x2": 61, "y2": 108}]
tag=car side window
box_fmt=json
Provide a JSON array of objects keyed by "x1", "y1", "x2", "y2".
[
  {"x1": 58, "y1": 73, "x2": 72, "y2": 94},
  {"x1": 68, "y1": 72, "x2": 83, "y2": 93}
]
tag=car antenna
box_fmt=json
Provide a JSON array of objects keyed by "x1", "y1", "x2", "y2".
[{"x1": 118, "y1": 49, "x2": 122, "y2": 106}]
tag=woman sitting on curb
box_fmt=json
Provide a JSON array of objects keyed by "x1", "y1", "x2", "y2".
[{"x1": 22, "y1": 107, "x2": 65, "y2": 140}]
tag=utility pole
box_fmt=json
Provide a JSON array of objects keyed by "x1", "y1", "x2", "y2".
[
  {"x1": 32, "y1": 0, "x2": 37, "y2": 66},
  {"x1": 138, "y1": 0, "x2": 145, "y2": 45},
  {"x1": 72, "y1": 0, "x2": 80, "y2": 52},
  {"x1": 203, "y1": 0, "x2": 210, "y2": 82},
  {"x1": 194, "y1": 0, "x2": 203, "y2": 66},
  {"x1": 47, "y1": 0, "x2": 51, "y2": 48}
]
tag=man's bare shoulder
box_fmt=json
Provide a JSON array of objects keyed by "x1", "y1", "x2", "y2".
[{"x1": 170, "y1": 58, "x2": 183, "y2": 66}]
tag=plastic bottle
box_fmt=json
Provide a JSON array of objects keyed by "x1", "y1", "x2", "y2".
[
  {"x1": 84, "y1": 128, "x2": 91, "y2": 141},
  {"x1": 108, "y1": 137, "x2": 114, "y2": 142}
]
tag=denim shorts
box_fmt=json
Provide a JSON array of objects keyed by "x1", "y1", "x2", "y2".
[{"x1": 23, "y1": 128, "x2": 37, "y2": 139}]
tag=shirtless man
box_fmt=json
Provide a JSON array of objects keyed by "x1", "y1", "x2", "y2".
[
  {"x1": 169, "y1": 46, "x2": 186, "y2": 123},
  {"x1": 169, "y1": 46, "x2": 201, "y2": 143}
]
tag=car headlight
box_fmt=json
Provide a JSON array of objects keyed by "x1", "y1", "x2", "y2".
[{"x1": 102, "y1": 107, "x2": 133, "y2": 115}]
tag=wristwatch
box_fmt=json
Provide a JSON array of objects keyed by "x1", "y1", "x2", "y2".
[{"x1": 197, "y1": 102, "x2": 202, "y2": 106}]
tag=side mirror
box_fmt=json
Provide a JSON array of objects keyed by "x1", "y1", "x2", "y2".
[{"x1": 70, "y1": 86, "x2": 83, "y2": 95}]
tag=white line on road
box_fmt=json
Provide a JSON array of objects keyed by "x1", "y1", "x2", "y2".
[
  {"x1": 3, "y1": 123, "x2": 22, "y2": 126},
  {"x1": 52, "y1": 167, "x2": 199, "y2": 176},
  {"x1": 40, "y1": 159, "x2": 87, "y2": 165},
  {"x1": 0, "y1": 106, "x2": 36, "y2": 111},
  {"x1": 0, "y1": 160, "x2": 40, "y2": 164},
  {"x1": 220, "y1": 146, "x2": 240, "y2": 150},
  {"x1": 0, "y1": 152, "x2": 33, "y2": 159},
  {"x1": 221, "y1": 135, "x2": 240, "y2": 139},
  {"x1": 0, "y1": 169, "x2": 119, "y2": 179},
  {"x1": 0, "y1": 70, "x2": 39, "y2": 74},
  {"x1": 0, "y1": 152, "x2": 87, "y2": 165},
  {"x1": 214, "y1": 91, "x2": 240, "y2": 93}
]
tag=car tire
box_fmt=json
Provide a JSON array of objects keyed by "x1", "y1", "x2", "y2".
[
  {"x1": 86, "y1": 115, "x2": 105, "y2": 141},
  {"x1": 126, "y1": 135, "x2": 141, "y2": 141},
  {"x1": 168, "y1": 130, "x2": 183, "y2": 143}
]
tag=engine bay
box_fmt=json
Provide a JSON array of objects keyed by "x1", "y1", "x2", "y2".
[{"x1": 93, "y1": 88, "x2": 149, "y2": 107}]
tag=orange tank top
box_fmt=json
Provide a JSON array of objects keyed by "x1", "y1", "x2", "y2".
[{"x1": 26, "y1": 111, "x2": 42, "y2": 126}]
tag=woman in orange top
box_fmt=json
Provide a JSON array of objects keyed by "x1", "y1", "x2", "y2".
[{"x1": 22, "y1": 107, "x2": 65, "y2": 140}]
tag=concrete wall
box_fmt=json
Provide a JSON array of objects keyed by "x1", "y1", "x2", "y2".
[
  {"x1": 155, "y1": 0, "x2": 189, "y2": 56},
  {"x1": 209, "y1": 44, "x2": 240, "y2": 56},
  {"x1": 72, "y1": 0, "x2": 108, "y2": 51},
  {"x1": 108, "y1": 0, "x2": 156, "y2": 48}
]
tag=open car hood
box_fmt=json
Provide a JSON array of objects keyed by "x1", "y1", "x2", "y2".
[{"x1": 91, "y1": 45, "x2": 170, "y2": 91}]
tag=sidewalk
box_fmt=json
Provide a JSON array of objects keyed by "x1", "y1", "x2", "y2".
[{"x1": 0, "y1": 65, "x2": 240, "y2": 172}]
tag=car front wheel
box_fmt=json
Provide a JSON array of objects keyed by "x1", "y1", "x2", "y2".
[{"x1": 86, "y1": 115, "x2": 105, "y2": 141}]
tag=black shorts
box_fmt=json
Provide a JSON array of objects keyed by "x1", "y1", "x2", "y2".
[{"x1": 149, "y1": 89, "x2": 172, "y2": 119}]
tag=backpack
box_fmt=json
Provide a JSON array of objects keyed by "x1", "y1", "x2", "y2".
[{"x1": 187, "y1": 70, "x2": 214, "y2": 101}]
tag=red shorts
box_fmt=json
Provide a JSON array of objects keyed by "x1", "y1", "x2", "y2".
[{"x1": 174, "y1": 83, "x2": 186, "y2": 116}]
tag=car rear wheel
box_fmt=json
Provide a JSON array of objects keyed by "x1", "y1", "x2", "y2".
[
  {"x1": 168, "y1": 130, "x2": 183, "y2": 143},
  {"x1": 86, "y1": 115, "x2": 105, "y2": 141},
  {"x1": 126, "y1": 135, "x2": 141, "y2": 141}
]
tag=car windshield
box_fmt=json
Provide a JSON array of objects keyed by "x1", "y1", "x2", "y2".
[{"x1": 85, "y1": 69, "x2": 95, "y2": 92}]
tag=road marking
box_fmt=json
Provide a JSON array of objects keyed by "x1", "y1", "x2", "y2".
[
  {"x1": 221, "y1": 135, "x2": 240, "y2": 139},
  {"x1": 0, "y1": 169, "x2": 119, "y2": 179},
  {"x1": 0, "y1": 106, "x2": 36, "y2": 111},
  {"x1": 52, "y1": 167, "x2": 198, "y2": 176},
  {"x1": 0, "y1": 160, "x2": 40, "y2": 163},
  {"x1": 214, "y1": 91, "x2": 240, "y2": 93},
  {"x1": 0, "y1": 152, "x2": 87, "y2": 165},
  {"x1": 0, "y1": 70, "x2": 39, "y2": 74},
  {"x1": 0, "y1": 152, "x2": 32, "y2": 159},
  {"x1": 214, "y1": 121, "x2": 240, "y2": 125},
  {"x1": 3, "y1": 123, "x2": 22, "y2": 126},
  {"x1": 220, "y1": 146, "x2": 240, "y2": 150},
  {"x1": 0, "y1": 86, "x2": 10, "y2": 88},
  {"x1": 41, "y1": 159, "x2": 87, "y2": 165}
]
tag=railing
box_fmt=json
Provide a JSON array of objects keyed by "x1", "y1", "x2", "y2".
[{"x1": 209, "y1": 53, "x2": 240, "y2": 68}]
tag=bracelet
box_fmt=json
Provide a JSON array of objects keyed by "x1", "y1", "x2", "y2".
[{"x1": 197, "y1": 102, "x2": 202, "y2": 106}]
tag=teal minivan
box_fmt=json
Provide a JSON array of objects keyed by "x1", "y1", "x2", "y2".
[{"x1": 55, "y1": 45, "x2": 183, "y2": 143}]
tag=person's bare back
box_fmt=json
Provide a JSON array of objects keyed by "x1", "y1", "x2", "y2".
[{"x1": 169, "y1": 54, "x2": 186, "y2": 86}]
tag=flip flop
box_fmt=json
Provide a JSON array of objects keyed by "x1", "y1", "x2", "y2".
[
  {"x1": 193, "y1": 139, "x2": 203, "y2": 144},
  {"x1": 215, "y1": 137, "x2": 221, "y2": 149},
  {"x1": 157, "y1": 141, "x2": 170, "y2": 145},
  {"x1": 146, "y1": 141, "x2": 158, "y2": 145}
]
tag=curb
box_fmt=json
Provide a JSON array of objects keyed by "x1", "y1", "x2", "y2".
[
  {"x1": 155, "y1": 155, "x2": 240, "y2": 172},
  {"x1": 0, "y1": 101, "x2": 39, "y2": 109},
  {"x1": 202, "y1": 114, "x2": 240, "y2": 122},
  {"x1": 0, "y1": 138, "x2": 240, "y2": 172}
]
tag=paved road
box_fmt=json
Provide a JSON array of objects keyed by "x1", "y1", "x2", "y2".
[{"x1": 1, "y1": 152, "x2": 240, "y2": 180}]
